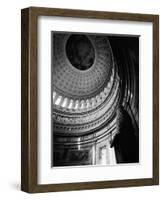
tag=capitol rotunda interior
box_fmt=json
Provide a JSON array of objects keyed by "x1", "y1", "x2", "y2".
[{"x1": 52, "y1": 33, "x2": 139, "y2": 167}]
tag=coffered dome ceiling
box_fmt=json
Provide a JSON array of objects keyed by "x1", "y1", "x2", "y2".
[
  {"x1": 52, "y1": 33, "x2": 121, "y2": 135},
  {"x1": 52, "y1": 33, "x2": 139, "y2": 140},
  {"x1": 52, "y1": 34, "x2": 114, "y2": 99}
]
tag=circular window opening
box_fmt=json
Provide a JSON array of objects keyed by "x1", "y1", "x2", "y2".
[{"x1": 66, "y1": 35, "x2": 95, "y2": 71}]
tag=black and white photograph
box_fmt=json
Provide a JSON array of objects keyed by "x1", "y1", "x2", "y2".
[{"x1": 52, "y1": 32, "x2": 139, "y2": 167}]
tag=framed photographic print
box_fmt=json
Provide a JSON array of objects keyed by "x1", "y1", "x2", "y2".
[{"x1": 21, "y1": 7, "x2": 159, "y2": 193}]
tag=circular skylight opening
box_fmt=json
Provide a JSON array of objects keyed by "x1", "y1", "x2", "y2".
[{"x1": 66, "y1": 34, "x2": 95, "y2": 71}]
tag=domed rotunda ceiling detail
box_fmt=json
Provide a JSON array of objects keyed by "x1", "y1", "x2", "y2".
[
  {"x1": 52, "y1": 34, "x2": 114, "y2": 99},
  {"x1": 51, "y1": 33, "x2": 139, "y2": 167},
  {"x1": 66, "y1": 35, "x2": 95, "y2": 71}
]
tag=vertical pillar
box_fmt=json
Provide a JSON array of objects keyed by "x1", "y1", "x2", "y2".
[
  {"x1": 92, "y1": 141, "x2": 96, "y2": 165},
  {"x1": 68, "y1": 99, "x2": 74, "y2": 109},
  {"x1": 61, "y1": 97, "x2": 68, "y2": 108},
  {"x1": 58, "y1": 96, "x2": 64, "y2": 107},
  {"x1": 55, "y1": 95, "x2": 62, "y2": 105},
  {"x1": 53, "y1": 92, "x2": 58, "y2": 104},
  {"x1": 74, "y1": 100, "x2": 79, "y2": 110},
  {"x1": 86, "y1": 99, "x2": 90, "y2": 109}
]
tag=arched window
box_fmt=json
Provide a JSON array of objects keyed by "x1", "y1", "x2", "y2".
[{"x1": 55, "y1": 95, "x2": 62, "y2": 105}]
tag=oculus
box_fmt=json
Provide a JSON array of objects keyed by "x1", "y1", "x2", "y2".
[{"x1": 66, "y1": 34, "x2": 95, "y2": 70}]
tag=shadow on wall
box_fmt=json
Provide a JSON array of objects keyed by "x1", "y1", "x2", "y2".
[{"x1": 110, "y1": 106, "x2": 139, "y2": 163}]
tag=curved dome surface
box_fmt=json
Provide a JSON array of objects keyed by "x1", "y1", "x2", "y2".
[{"x1": 52, "y1": 34, "x2": 114, "y2": 99}]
